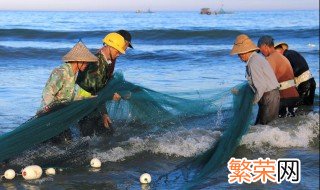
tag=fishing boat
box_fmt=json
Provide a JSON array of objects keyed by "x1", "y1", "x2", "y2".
[
  {"x1": 135, "y1": 8, "x2": 154, "y2": 13},
  {"x1": 200, "y1": 8, "x2": 212, "y2": 15},
  {"x1": 200, "y1": 4, "x2": 232, "y2": 15},
  {"x1": 213, "y1": 4, "x2": 233, "y2": 15}
]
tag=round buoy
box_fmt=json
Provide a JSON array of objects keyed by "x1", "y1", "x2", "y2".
[
  {"x1": 45, "y1": 168, "x2": 56, "y2": 175},
  {"x1": 22, "y1": 168, "x2": 37, "y2": 180},
  {"x1": 90, "y1": 158, "x2": 101, "y2": 168},
  {"x1": 4, "y1": 169, "x2": 16, "y2": 180},
  {"x1": 139, "y1": 173, "x2": 151, "y2": 184},
  {"x1": 22, "y1": 165, "x2": 42, "y2": 180}
]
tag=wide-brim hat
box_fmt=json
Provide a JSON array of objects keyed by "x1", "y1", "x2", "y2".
[
  {"x1": 230, "y1": 34, "x2": 259, "y2": 55},
  {"x1": 63, "y1": 41, "x2": 98, "y2": 62},
  {"x1": 274, "y1": 42, "x2": 289, "y2": 50}
]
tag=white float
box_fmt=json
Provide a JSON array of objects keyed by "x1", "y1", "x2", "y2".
[
  {"x1": 90, "y1": 158, "x2": 101, "y2": 168},
  {"x1": 22, "y1": 165, "x2": 43, "y2": 180},
  {"x1": 45, "y1": 168, "x2": 56, "y2": 175},
  {"x1": 22, "y1": 168, "x2": 37, "y2": 180},
  {"x1": 3, "y1": 169, "x2": 16, "y2": 180},
  {"x1": 139, "y1": 173, "x2": 151, "y2": 184}
]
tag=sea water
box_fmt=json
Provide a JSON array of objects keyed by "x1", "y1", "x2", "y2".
[{"x1": 0, "y1": 10, "x2": 319, "y2": 189}]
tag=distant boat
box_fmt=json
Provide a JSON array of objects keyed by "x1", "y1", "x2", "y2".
[
  {"x1": 200, "y1": 4, "x2": 232, "y2": 15},
  {"x1": 135, "y1": 8, "x2": 154, "y2": 13},
  {"x1": 200, "y1": 8, "x2": 212, "y2": 15},
  {"x1": 214, "y1": 7, "x2": 226, "y2": 14},
  {"x1": 146, "y1": 8, "x2": 154, "y2": 13},
  {"x1": 213, "y1": 4, "x2": 233, "y2": 15}
]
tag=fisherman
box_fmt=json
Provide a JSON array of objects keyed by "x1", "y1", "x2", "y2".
[
  {"x1": 231, "y1": 34, "x2": 280, "y2": 125},
  {"x1": 76, "y1": 30, "x2": 133, "y2": 137},
  {"x1": 38, "y1": 41, "x2": 98, "y2": 142},
  {"x1": 258, "y1": 36, "x2": 300, "y2": 117},
  {"x1": 274, "y1": 42, "x2": 316, "y2": 106}
]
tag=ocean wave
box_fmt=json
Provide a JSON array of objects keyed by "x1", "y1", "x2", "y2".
[
  {"x1": 0, "y1": 28, "x2": 238, "y2": 41},
  {"x1": 0, "y1": 46, "x2": 66, "y2": 60},
  {"x1": 7, "y1": 128, "x2": 221, "y2": 166},
  {"x1": 240, "y1": 112, "x2": 319, "y2": 152},
  {"x1": 7, "y1": 112, "x2": 319, "y2": 166},
  {"x1": 92, "y1": 128, "x2": 221, "y2": 162},
  {"x1": 0, "y1": 28, "x2": 102, "y2": 41},
  {"x1": 0, "y1": 45, "x2": 231, "y2": 61},
  {"x1": 0, "y1": 28, "x2": 318, "y2": 42}
]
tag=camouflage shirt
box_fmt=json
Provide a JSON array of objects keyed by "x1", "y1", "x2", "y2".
[
  {"x1": 76, "y1": 52, "x2": 115, "y2": 95},
  {"x1": 40, "y1": 63, "x2": 76, "y2": 109}
]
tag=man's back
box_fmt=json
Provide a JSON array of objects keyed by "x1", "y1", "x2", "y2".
[
  {"x1": 283, "y1": 49, "x2": 309, "y2": 77},
  {"x1": 41, "y1": 63, "x2": 76, "y2": 109},
  {"x1": 246, "y1": 52, "x2": 279, "y2": 103},
  {"x1": 266, "y1": 52, "x2": 299, "y2": 99},
  {"x1": 77, "y1": 53, "x2": 113, "y2": 95}
]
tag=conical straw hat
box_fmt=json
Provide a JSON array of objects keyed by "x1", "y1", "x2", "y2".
[
  {"x1": 230, "y1": 34, "x2": 259, "y2": 55},
  {"x1": 63, "y1": 41, "x2": 98, "y2": 62},
  {"x1": 274, "y1": 42, "x2": 289, "y2": 50}
]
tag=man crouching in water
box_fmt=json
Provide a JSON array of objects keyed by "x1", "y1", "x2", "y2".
[
  {"x1": 38, "y1": 41, "x2": 98, "y2": 143},
  {"x1": 76, "y1": 31, "x2": 133, "y2": 137}
]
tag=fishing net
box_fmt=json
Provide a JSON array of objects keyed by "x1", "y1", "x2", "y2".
[
  {"x1": 0, "y1": 71, "x2": 254, "y2": 185},
  {"x1": 0, "y1": 72, "x2": 222, "y2": 162},
  {"x1": 184, "y1": 83, "x2": 254, "y2": 189},
  {"x1": 154, "y1": 83, "x2": 254, "y2": 188}
]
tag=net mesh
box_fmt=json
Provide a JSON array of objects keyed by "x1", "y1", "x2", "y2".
[
  {"x1": 0, "y1": 72, "x2": 254, "y2": 183},
  {"x1": 185, "y1": 82, "x2": 254, "y2": 188}
]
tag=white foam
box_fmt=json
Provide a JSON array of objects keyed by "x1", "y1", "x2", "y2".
[
  {"x1": 240, "y1": 113, "x2": 319, "y2": 150},
  {"x1": 151, "y1": 129, "x2": 221, "y2": 157},
  {"x1": 308, "y1": 43, "x2": 316, "y2": 48},
  {"x1": 93, "y1": 128, "x2": 221, "y2": 162}
]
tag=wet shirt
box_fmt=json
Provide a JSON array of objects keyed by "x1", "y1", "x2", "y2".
[
  {"x1": 246, "y1": 52, "x2": 279, "y2": 103},
  {"x1": 266, "y1": 51, "x2": 299, "y2": 99},
  {"x1": 41, "y1": 63, "x2": 76, "y2": 109},
  {"x1": 76, "y1": 52, "x2": 115, "y2": 95},
  {"x1": 283, "y1": 49, "x2": 309, "y2": 77}
]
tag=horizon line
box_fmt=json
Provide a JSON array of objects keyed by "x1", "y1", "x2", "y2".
[{"x1": 0, "y1": 8, "x2": 319, "y2": 12}]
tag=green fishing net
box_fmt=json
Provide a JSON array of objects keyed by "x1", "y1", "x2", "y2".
[
  {"x1": 0, "y1": 72, "x2": 254, "y2": 184},
  {"x1": 0, "y1": 72, "x2": 218, "y2": 161},
  {"x1": 185, "y1": 82, "x2": 254, "y2": 188}
]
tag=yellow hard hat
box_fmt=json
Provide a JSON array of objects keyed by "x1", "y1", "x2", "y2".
[{"x1": 102, "y1": 32, "x2": 126, "y2": 54}]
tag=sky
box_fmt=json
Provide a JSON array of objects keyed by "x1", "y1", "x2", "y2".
[{"x1": 0, "y1": 0, "x2": 319, "y2": 11}]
